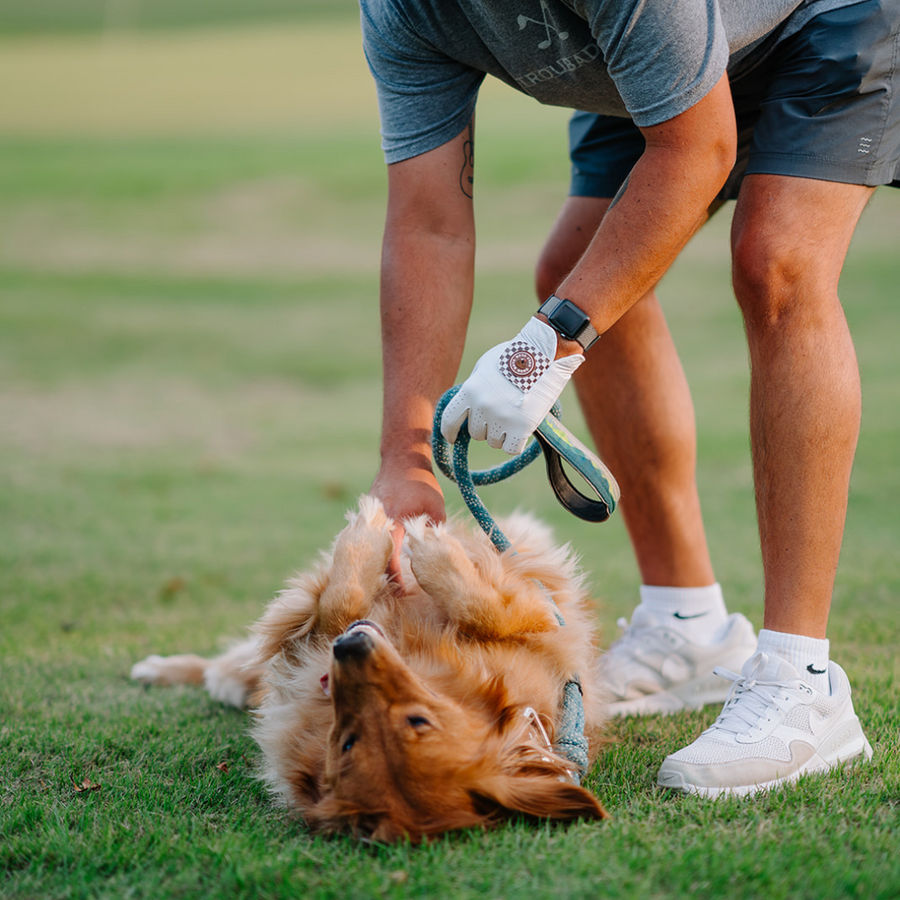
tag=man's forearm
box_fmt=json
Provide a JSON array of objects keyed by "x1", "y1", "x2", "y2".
[
  {"x1": 371, "y1": 123, "x2": 479, "y2": 532},
  {"x1": 556, "y1": 149, "x2": 725, "y2": 333},
  {"x1": 379, "y1": 225, "x2": 475, "y2": 469},
  {"x1": 556, "y1": 75, "x2": 737, "y2": 341}
]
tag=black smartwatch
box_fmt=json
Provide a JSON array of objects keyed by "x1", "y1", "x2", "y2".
[{"x1": 538, "y1": 295, "x2": 600, "y2": 351}]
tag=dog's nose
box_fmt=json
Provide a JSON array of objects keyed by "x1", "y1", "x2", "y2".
[{"x1": 333, "y1": 630, "x2": 374, "y2": 662}]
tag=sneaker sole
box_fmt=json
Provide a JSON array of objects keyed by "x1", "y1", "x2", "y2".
[{"x1": 658, "y1": 722, "x2": 874, "y2": 798}]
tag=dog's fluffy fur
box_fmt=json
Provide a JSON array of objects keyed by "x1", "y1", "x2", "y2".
[{"x1": 132, "y1": 495, "x2": 608, "y2": 841}]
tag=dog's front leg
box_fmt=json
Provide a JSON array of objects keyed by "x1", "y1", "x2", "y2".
[
  {"x1": 406, "y1": 522, "x2": 557, "y2": 640},
  {"x1": 255, "y1": 497, "x2": 396, "y2": 658},
  {"x1": 313, "y1": 495, "x2": 396, "y2": 636}
]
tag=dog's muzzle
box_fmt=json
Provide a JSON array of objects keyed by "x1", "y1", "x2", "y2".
[{"x1": 333, "y1": 621, "x2": 383, "y2": 662}]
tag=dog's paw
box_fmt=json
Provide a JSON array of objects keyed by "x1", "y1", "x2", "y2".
[
  {"x1": 402, "y1": 514, "x2": 433, "y2": 546},
  {"x1": 407, "y1": 521, "x2": 479, "y2": 600},
  {"x1": 331, "y1": 495, "x2": 395, "y2": 583},
  {"x1": 130, "y1": 653, "x2": 207, "y2": 686},
  {"x1": 350, "y1": 494, "x2": 393, "y2": 532},
  {"x1": 130, "y1": 655, "x2": 167, "y2": 684}
]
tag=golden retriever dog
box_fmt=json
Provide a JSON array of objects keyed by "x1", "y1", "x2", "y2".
[{"x1": 131, "y1": 495, "x2": 608, "y2": 841}]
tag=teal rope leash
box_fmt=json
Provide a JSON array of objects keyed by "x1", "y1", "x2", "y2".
[
  {"x1": 431, "y1": 387, "x2": 620, "y2": 781},
  {"x1": 433, "y1": 387, "x2": 620, "y2": 550},
  {"x1": 432, "y1": 387, "x2": 548, "y2": 553}
]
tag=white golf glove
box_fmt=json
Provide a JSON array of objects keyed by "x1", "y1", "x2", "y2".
[{"x1": 441, "y1": 317, "x2": 584, "y2": 456}]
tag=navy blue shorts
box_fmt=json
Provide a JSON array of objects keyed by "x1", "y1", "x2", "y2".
[{"x1": 569, "y1": 0, "x2": 900, "y2": 199}]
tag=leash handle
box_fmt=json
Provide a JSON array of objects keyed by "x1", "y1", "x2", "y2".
[
  {"x1": 432, "y1": 386, "x2": 545, "y2": 489},
  {"x1": 535, "y1": 412, "x2": 620, "y2": 522},
  {"x1": 433, "y1": 386, "x2": 549, "y2": 551},
  {"x1": 432, "y1": 386, "x2": 620, "y2": 540}
]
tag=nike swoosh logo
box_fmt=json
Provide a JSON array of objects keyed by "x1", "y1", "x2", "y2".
[
  {"x1": 807, "y1": 664, "x2": 827, "y2": 675},
  {"x1": 673, "y1": 612, "x2": 707, "y2": 620}
]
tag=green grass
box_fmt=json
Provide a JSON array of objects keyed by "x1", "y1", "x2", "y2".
[{"x1": 2, "y1": 17, "x2": 900, "y2": 900}]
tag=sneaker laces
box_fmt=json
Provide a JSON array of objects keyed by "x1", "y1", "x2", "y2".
[{"x1": 706, "y1": 652, "x2": 810, "y2": 738}]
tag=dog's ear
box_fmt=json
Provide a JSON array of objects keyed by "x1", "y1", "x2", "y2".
[{"x1": 471, "y1": 774, "x2": 608, "y2": 823}]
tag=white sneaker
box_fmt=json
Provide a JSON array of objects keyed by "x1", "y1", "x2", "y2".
[
  {"x1": 601, "y1": 609, "x2": 758, "y2": 716},
  {"x1": 657, "y1": 652, "x2": 873, "y2": 797}
]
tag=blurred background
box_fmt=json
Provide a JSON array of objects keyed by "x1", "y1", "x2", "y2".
[{"x1": 1, "y1": 0, "x2": 896, "y2": 644}]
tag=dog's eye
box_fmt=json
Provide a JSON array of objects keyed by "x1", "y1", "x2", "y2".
[
  {"x1": 407, "y1": 715, "x2": 430, "y2": 729},
  {"x1": 341, "y1": 734, "x2": 357, "y2": 753}
]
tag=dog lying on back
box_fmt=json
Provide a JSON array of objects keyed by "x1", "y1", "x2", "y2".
[{"x1": 131, "y1": 495, "x2": 608, "y2": 841}]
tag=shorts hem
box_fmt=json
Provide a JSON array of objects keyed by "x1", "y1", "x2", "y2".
[{"x1": 746, "y1": 152, "x2": 900, "y2": 188}]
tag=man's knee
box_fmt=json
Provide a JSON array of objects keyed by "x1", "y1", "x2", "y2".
[
  {"x1": 731, "y1": 221, "x2": 833, "y2": 334},
  {"x1": 732, "y1": 226, "x2": 788, "y2": 326},
  {"x1": 731, "y1": 176, "x2": 869, "y2": 334}
]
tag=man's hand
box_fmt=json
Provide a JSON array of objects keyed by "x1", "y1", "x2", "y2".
[
  {"x1": 369, "y1": 462, "x2": 446, "y2": 592},
  {"x1": 441, "y1": 317, "x2": 584, "y2": 456}
]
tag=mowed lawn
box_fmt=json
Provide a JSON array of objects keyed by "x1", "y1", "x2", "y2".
[{"x1": 2, "y1": 18, "x2": 900, "y2": 900}]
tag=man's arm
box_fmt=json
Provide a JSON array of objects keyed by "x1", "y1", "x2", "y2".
[
  {"x1": 370, "y1": 120, "x2": 477, "y2": 580},
  {"x1": 440, "y1": 75, "x2": 737, "y2": 455},
  {"x1": 552, "y1": 73, "x2": 737, "y2": 347}
]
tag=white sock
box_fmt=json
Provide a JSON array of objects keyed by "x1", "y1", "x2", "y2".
[
  {"x1": 638, "y1": 583, "x2": 728, "y2": 643},
  {"x1": 756, "y1": 628, "x2": 831, "y2": 693}
]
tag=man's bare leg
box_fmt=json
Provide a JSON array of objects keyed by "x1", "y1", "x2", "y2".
[
  {"x1": 656, "y1": 175, "x2": 875, "y2": 791},
  {"x1": 731, "y1": 174, "x2": 873, "y2": 639}
]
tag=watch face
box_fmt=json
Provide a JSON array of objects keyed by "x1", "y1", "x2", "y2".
[{"x1": 552, "y1": 299, "x2": 588, "y2": 340}]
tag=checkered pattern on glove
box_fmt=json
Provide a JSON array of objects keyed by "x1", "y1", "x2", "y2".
[
  {"x1": 440, "y1": 318, "x2": 584, "y2": 456},
  {"x1": 498, "y1": 339, "x2": 551, "y2": 391}
]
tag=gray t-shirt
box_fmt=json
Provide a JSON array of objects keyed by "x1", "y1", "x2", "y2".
[{"x1": 360, "y1": 0, "x2": 850, "y2": 163}]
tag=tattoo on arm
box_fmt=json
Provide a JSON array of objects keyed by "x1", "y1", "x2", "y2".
[{"x1": 459, "y1": 118, "x2": 475, "y2": 198}]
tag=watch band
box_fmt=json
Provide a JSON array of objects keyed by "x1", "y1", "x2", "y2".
[{"x1": 539, "y1": 295, "x2": 600, "y2": 351}]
